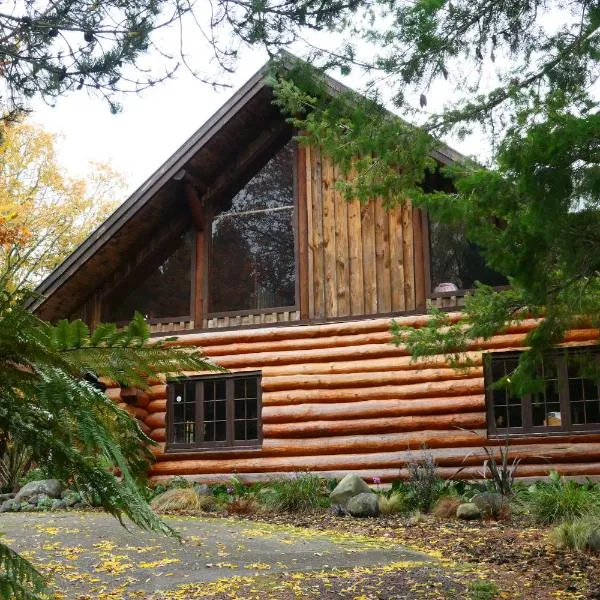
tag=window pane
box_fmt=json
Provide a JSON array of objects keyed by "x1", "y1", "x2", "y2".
[
  {"x1": 104, "y1": 231, "x2": 192, "y2": 322},
  {"x1": 234, "y1": 420, "x2": 245, "y2": 440},
  {"x1": 215, "y1": 421, "x2": 227, "y2": 441},
  {"x1": 567, "y1": 356, "x2": 600, "y2": 426},
  {"x1": 489, "y1": 357, "x2": 523, "y2": 431},
  {"x1": 246, "y1": 420, "x2": 258, "y2": 440},
  {"x1": 215, "y1": 400, "x2": 226, "y2": 421},
  {"x1": 234, "y1": 378, "x2": 245, "y2": 399},
  {"x1": 235, "y1": 399, "x2": 246, "y2": 420},
  {"x1": 209, "y1": 141, "x2": 296, "y2": 313},
  {"x1": 429, "y1": 220, "x2": 507, "y2": 292}
]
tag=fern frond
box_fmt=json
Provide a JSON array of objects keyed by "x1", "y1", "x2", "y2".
[{"x1": 0, "y1": 542, "x2": 47, "y2": 599}]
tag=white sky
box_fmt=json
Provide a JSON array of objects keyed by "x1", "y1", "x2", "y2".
[{"x1": 26, "y1": 20, "x2": 490, "y2": 200}]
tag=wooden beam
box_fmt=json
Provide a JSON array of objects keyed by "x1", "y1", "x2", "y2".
[{"x1": 185, "y1": 184, "x2": 205, "y2": 231}]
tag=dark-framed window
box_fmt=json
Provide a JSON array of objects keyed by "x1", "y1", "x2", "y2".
[
  {"x1": 425, "y1": 213, "x2": 507, "y2": 295},
  {"x1": 167, "y1": 372, "x2": 262, "y2": 450},
  {"x1": 208, "y1": 139, "x2": 297, "y2": 315},
  {"x1": 485, "y1": 348, "x2": 600, "y2": 437},
  {"x1": 103, "y1": 230, "x2": 194, "y2": 324}
]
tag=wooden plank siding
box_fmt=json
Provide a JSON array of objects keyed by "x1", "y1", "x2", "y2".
[
  {"x1": 103, "y1": 314, "x2": 600, "y2": 483},
  {"x1": 306, "y1": 150, "x2": 417, "y2": 319}
]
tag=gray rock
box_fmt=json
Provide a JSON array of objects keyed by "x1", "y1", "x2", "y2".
[
  {"x1": 329, "y1": 474, "x2": 372, "y2": 508},
  {"x1": 471, "y1": 492, "x2": 507, "y2": 518},
  {"x1": 36, "y1": 494, "x2": 53, "y2": 509},
  {"x1": 64, "y1": 493, "x2": 82, "y2": 507},
  {"x1": 0, "y1": 493, "x2": 15, "y2": 501},
  {"x1": 456, "y1": 502, "x2": 482, "y2": 520},
  {"x1": 51, "y1": 499, "x2": 67, "y2": 511},
  {"x1": 15, "y1": 479, "x2": 63, "y2": 502},
  {"x1": 588, "y1": 529, "x2": 600, "y2": 553},
  {"x1": 194, "y1": 484, "x2": 213, "y2": 497},
  {"x1": 0, "y1": 499, "x2": 19, "y2": 512},
  {"x1": 346, "y1": 493, "x2": 380, "y2": 518}
]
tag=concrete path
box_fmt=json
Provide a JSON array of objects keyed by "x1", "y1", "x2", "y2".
[{"x1": 0, "y1": 511, "x2": 433, "y2": 598}]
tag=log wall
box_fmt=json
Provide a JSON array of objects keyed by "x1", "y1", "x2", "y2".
[{"x1": 103, "y1": 312, "x2": 600, "y2": 484}]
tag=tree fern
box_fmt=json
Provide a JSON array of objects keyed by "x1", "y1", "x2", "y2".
[{"x1": 0, "y1": 279, "x2": 223, "y2": 595}]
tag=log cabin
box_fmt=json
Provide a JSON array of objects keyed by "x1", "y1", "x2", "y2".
[{"x1": 31, "y1": 59, "x2": 600, "y2": 483}]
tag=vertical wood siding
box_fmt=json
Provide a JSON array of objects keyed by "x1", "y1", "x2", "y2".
[{"x1": 306, "y1": 147, "x2": 421, "y2": 319}]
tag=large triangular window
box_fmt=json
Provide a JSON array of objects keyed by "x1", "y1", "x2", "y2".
[{"x1": 208, "y1": 140, "x2": 296, "y2": 314}]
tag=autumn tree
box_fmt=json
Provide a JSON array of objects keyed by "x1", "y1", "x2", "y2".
[{"x1": 0, "y1": 119, "x2": 123, "y2": 289}]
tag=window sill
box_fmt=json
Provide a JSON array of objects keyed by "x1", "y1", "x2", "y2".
[
  {"x1": 164, "y1": 444, "x2": 262, "y2": 455},
  {"x1": 488, "y1": 429, "x2": 600, "y2": 440}
]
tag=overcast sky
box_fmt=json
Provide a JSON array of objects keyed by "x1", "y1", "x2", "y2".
[{"x1": 28, "y1": 22, "x2": 489, "y2": 200}]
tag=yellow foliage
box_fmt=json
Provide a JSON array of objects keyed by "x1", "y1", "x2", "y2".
[
  {"x1": 150, "y1": 488, "x2": 215, "y2": 513},
  {"x1": 0, "y1": 119, "x2": 125, "y2": 288}
]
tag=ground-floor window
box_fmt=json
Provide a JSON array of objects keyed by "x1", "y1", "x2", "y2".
[
  {"x1": 167, "y1": 373, "x2": 261, "y2": 450},
  {"x1": 485, "y1": 348, "x2": 600, "y2": 437}
]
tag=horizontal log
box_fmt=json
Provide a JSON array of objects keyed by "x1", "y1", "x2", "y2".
[
  {"x1": 261, "y1": 353, "x2": 484, "y2": 378},
  {"x1": 149, "y1": 428, "x2": 166, "y2": 442},
  {"x1": 210, "y1": 332, "x2": 533, "y2": 369},
  {"x1": 263, "y1": 378, "x2": 484, "y2": 406},
  {"x1": 132, "y1": 407, "x2": 148, "y2": 421},
  {"x1": 145, "y1": 411, "x2": 166, "y2": 429},
  {"x1": 105, "y1": 388, "x2": 122, "y2": 402},
  {"x1": 166, "y1": 313, "x2": 543, "y2": 350},
  {"x1": 147, "y1": 399, "x2": 167, "y2": 413},
  {"x1": 139, "y1": 421, "x2": 151, "y2": 435},
  {"x1": 263, "y1": 412, "x2": 486, "y2": 438},
  {"x1": 262, "y1": 367, "x2": 483, "y2": 392},
  {"x1": 202, "y1": 331, "x2": 392, "y2": 357},
  {"x1": 150, "y1": 463, "x2": 600, "y2": 485},
  {"x1": 135, "y1": 389, "x2": 151, "y2": 409},
  {"x1": 153, "y1": 431, "x2": 600, "y2": 461},
  {"x1": 262, "y1": 395, "x2": 485, "y2": 423},
  {"x1": 148, "y1": 384, "x2": 167, "y2": 400},
  {"x1": 149, "y1": 443, "x2": 600, "y2": 476}
]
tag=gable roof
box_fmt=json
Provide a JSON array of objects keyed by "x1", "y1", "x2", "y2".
[{"x1": 31, "y1": 54, "x2": 464, "y2": 321}]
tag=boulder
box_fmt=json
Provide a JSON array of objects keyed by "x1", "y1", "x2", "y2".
[
  {"x1": 0, "y1": 499, "x2": 19, "y2": 512},
  {"x1": 194, "y1": 484, "x2": 213, "y2": 497},
  {"x1": 51, "y1": 499, "x2": 67, "y2": 511},
  {"x1": 329, "y1": 474, "x2": 372, "y2": 508},
  {"x1": 471, "y1": 492, "x2": 507, "y2": 518},
  {"x1": 346, "y1": 493, "x2": 380, "y2": 518},
  {"x1": 457, "y1": 502, "x2": 482, "y2": 520},
  {"x1": 15, "y1": 479, "x2": 62, "y2": 502},
  {"x1": 36, "y1": 494, "x2": 53, "y2": 509}
]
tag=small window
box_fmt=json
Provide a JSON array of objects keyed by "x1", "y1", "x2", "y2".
[
  {"x1": 208, "y1": 140, "x2": 296, "y2": 314},
  {"x1": 103, "y1": 231, "x2": 193, "y2": 323},
  {"x1": 167, "y1": 373, "x2": 262, "y2": 450},
  {"x1": 428, "y1": 220, "x2": 507, "y2": 293},
  {"x1": 486, "y1": 349, "x2": 600, "y2": 437}
]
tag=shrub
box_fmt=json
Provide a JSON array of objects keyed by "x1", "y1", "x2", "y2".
[
  {"x1": 551, "y1": 516, "x2": 600, "y2": 553},
  {"x1": 526, "y1": 471, "x2": 600, "y2": 524},
  {"x1": 226, "y1": 495, "x2": 260, "y2": 515},
  {"x1": 432, "y1": 495, "x2": 462, "y2": 519},
  {"x1": 378, "y1": 493, "x2": 405, "y2": 515},
  {"x1": 260, "y1": 473, "x2": 326, "y2": 513},
  {"x1": 468, "y1": 580, "x2": 499, "y2": 600},
  {"x1": 405, "y1": 451, "x2": 447, "y2": 513},
  {"x1": 150, "y1": 488, "x2": 215, "y2": 513}
]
